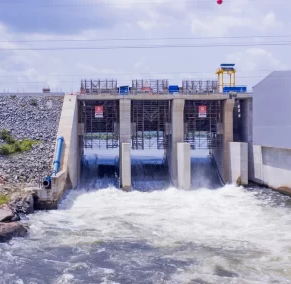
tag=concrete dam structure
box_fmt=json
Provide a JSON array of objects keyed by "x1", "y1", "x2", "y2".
[{"x1": 35, "y1": 90, "x2": 252, "y2": 209}]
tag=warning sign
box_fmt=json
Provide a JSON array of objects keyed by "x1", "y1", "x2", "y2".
[
  {"x1": 95, "y1": 106, "x2": 103, "y2": 118},
  {"x1": 198, "y1": 106, "x2": 207, "y2": 118}
]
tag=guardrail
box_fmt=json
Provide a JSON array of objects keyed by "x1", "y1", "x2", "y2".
[{"x1": 78, "y1": 90, "x2": 252, "y2": 96}]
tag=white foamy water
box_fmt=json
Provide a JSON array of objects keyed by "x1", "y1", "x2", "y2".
[{"x1": 1, "y1": 185, "x2": 291, "y2": 283}]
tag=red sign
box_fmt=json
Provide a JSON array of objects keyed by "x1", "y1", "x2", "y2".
[
  {"x1": 95, "y1": 105, "x2": 103, "y2": 118},
  {"x1": 142, "y1": 87, "x2": 151, "y2": 92},
  {"x1": 198, "y1": 106, "x2": 207, "y2": 118}
]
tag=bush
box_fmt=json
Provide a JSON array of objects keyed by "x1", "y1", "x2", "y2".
[
  {"x1": 0, "y1": 194, "x2": 9, "y2": 205},
  {"x1": 0, "y1": 129, "x2": 10, "y2": 140},
  {"x1": 0, "y1": 144, "x2": 11, "y2": 155}
]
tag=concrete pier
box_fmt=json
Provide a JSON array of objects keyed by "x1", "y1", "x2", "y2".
[
  {"x1": 212, "y1": 98, "x2": 234, "y2": 184},
  {"x1": 120, "y1": 143, "x2": 131, "y2": 191},
  {"x1": 169, "y1": 99, "x2": 185, "y2": 187},
  {"x1": 177, "y1": 143, "x2": 191, "y2": 190},
  {"x1": 119, "y1": 99, "x2": 131, "y2": 143},
  {"x1": 229, "y1": 142, "x2": 248, "y2": 185},
  {"x1": 222, "y1": 99, "x2": 234, "y2": 183},
  {"x1": 119, "y1": 99, "x2": 131, "y2": 191}
]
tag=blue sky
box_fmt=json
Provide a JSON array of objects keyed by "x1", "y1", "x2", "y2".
[{"x1": 0, "y1": 0, "x2": 290, "y2": 92}]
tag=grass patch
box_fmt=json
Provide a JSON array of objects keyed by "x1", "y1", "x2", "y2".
[
  {"x1": 0, "y1": 129, "x2": 38, "y2": 155},
  {"x1": 0, "y1": 194, "x2": 9, "y2": 205}
]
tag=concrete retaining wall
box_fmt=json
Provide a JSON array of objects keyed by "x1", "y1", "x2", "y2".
[
  {"x1": 249, "y1": 144, "x2": 291, "y2": 194},
  {"x1": 36, "y1": 95, "x2": 79, "y2": 209}
]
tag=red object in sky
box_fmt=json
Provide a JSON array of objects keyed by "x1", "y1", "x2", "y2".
[{"x1": 217, "y1": 0, "x2": 223, "y2": 4}]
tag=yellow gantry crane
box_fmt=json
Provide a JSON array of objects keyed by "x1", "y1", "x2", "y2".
[{"x1": 216, "y1": 64, "x2": 236, "y2": 93}]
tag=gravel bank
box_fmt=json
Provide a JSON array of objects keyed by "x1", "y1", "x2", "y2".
[{"x1": 0, "y1": 95, "x2": 63, "y2": 187}]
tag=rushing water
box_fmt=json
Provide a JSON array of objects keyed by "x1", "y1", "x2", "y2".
[{"x1": 1, "y1": 153, "x2": 291, "y2": 283}]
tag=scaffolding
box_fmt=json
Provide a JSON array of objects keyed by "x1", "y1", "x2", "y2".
[
  {"x1": 184, "y1": 100, "x2": 222, "y2": 149},
  {"x1": 80, "y1": 79, "x2": 118, "y2": 94},
  {"x1": 181, "y1": 80, "x2": 218, "y2": 93},
  {"x1": 131, "y1": 79, "x2": 169, "y2": 94},
  {"x1": 79, "y1": 100, "x2": 119, "y2": 149},
  {"x1": 131, "y1": 100, "x2": 171, "y2": 150}
]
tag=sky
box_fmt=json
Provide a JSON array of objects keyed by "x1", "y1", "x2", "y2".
[{"x1": 0, "y1": 0, "x2": 290, "y2": 93}]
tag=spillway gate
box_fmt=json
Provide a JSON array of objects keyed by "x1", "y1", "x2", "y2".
[
  {"x1": 79, "y1": 100, "x2": 120, "y2": 149},
  {"x1": 131, "y1": 100, "x2": 171, "y2": 150},
  {"x1": 184, "y1": 100, "x2": 222, "y2": 149}
]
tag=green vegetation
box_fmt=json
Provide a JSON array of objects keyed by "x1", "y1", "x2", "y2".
[
  {"x1": 0, "y1": 194, "x2": 9, "y2": 205},
  {"x1": 0, "y1": 129, "x2": 38, "y2": 155}
]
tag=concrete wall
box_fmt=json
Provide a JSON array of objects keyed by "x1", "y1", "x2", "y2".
[
  {"x1": 249, "y1": 145, "x2": 291, "y2": 191},
  {"x1": 253, "y1": 71, "x2": 291, "y2": 149},
  {"x1": 36, "y1": 95, "x2": 79, "y2": 208}
]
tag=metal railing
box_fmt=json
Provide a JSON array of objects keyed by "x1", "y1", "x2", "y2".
[{"x1": 78, "y1": 89, "x2": 252, "y2": 96}]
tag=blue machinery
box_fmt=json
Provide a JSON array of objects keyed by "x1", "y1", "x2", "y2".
[{"x1": 43, "y1": 136, "x2": 64, "y2": 189}]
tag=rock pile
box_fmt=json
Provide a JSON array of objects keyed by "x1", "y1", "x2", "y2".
[{"x1": 0, "y1": 95, "x2": 63, "y2": 187}]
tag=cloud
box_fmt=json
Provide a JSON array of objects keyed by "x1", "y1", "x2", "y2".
[
  {"x1": 0, "y1": 0, "x2": 115, "y2": 34},
  {"x1": 191, "y1": 12, "x2": 283, "y2": 37},
  {"x1": 227, "y1": 48, "x2": 287, "y2": 71},
  {"x1": 226, "y1": 48, "x2": 288, "y2": 89}
]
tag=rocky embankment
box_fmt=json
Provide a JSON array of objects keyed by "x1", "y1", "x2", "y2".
[
  {"x1": 0, "y1": 95, "x2": 63, "y2": 187},
  {"x1": 0, "y1": 95, "x2": 63, "y2": 242}
]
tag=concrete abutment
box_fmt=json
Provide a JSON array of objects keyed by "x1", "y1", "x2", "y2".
[{"x1": 36, "y1": 95, "x2": 79, "y2": 209}]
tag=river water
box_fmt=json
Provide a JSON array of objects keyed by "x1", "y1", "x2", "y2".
[{"x1": 1, "y1": 152, "x2": 291, "y2": 283}]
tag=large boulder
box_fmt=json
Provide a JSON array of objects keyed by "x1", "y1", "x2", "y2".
[
  {"x1": 0, "y1": 204, "x2": 19, "y2": 222},
  {"x1": 9, "y1": 191, "x2": 35, "y2": 215},
  {"x1": 0, "y1": 222, "x2": 27, "y2": 243}
]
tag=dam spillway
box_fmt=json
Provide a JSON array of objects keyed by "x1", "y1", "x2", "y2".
[{"x1": 34, "y1": 91, "x2": 251, "y2": 209}]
